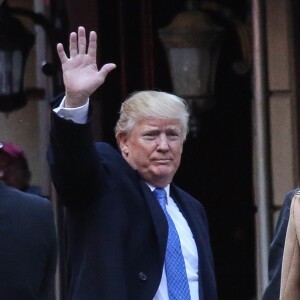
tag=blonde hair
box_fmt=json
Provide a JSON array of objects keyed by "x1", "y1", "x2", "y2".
[{"x1": 115, "y1": 90, "x2": 190, "y2": 142}]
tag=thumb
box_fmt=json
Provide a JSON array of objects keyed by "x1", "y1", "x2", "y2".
[{"x1": 99, "y1": 63, "x2": 117, "y2": 78}]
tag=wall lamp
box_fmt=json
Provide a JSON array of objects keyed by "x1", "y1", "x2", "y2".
[
  {"x1": 0, "y1": 0, "x2": 58, "y2": 113},
  {"x1": 159, "y1": 0, "x2": 251, "y2": 136}
]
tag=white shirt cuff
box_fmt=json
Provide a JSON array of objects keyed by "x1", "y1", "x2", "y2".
[{"x1": 53, "y1": 96, "x2": 89, "y2": 124}]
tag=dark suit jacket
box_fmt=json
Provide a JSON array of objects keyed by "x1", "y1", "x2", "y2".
[
  {"x1": 48, "y1": 108, "x2": 217, "y2": 300},
  {"x1": 262, "y1": 188, "x2": 300, "y2": 300},
  {"x1": 0, "y1": 181, "x2": 57, "y2": 300}
]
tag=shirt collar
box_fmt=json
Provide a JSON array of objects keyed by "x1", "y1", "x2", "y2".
[{"x1": 146, "y1": 182, "x2": 170, "y2": 198}]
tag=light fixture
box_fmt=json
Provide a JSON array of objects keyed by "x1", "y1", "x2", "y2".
[
  {"x1": 0, "y1": 0, "x2": 59, "y2": 113},
  {"x1": 159, "y1": 0, "x2": 224, "y2": 114},
  {"x1": 0, "y1": 1, "x2": 34, "y2": 112}
]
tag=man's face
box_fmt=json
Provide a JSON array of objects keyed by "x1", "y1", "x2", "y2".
[{"x1": 118, "y1": 118, "x2": 184, "y2": 187}]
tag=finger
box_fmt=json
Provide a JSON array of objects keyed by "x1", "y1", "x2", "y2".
[
  {"x1": 78, "y1": 26, "x2": 86, "y2": 55},
  {"x1": 98, "y1": 63, "x2": 117, "y2": 82},
  {"x1": 57, "y1": 43, "x2": 68, "y2": 64},
  {"x1": 87, "y1": 31, "x2": 97, "y2": 62},
  {"x1": 69, "y1": 32, "x2": 78, "y2": 57}
]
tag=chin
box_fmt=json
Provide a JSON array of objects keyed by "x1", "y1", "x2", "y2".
[{"x1": 152, "y1": 172, "x2": 174, "y2": 186}]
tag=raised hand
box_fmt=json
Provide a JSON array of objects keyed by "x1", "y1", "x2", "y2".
[{"x1": 57, "y1": 26, "x2": 116, "y2": 108}]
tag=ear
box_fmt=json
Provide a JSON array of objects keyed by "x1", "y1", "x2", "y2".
[{"x1": 118, "y1": 133, "x2": 129, "y2": 155}]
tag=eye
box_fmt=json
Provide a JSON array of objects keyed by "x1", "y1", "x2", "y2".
[
  {"x1": 142, "y1": 132, "x2": 157, "y2": 140},
  {"x1": 167, "y1": 131, "x2": 180, "y2": 141}
]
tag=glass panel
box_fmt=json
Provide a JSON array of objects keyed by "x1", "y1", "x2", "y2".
[
  {"x1": 0, "y1": 51, "x2": 9, "y2": 95},
  {"x1": 0, "y1": 50, "x2": 22, "y2": 95},
  {"x1": 12, "y1": 51, "x2": 22, "y2": 93},
  {"x1": 167, "y1": 47, "x2": 210, "y2": 97}
]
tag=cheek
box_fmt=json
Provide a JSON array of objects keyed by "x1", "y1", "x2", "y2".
[
  {"x1": 135, "y1": 149, "x2": 152, "y2": 164},
  {"x1": 173, "y1": 143, "x2": 183, "y2": 154},
  {"x1": 174, "y1": 156, "x2": 181, "y2": 168},
  {"x1": 129, "y1": 141, "x2": 154, "y2": 157},
  {"x1": 173, "y1": 146, "x2": 183, "y2": 164},
  {"x1": 127, "y1": 146, "x2": 149, "y2": 168}
]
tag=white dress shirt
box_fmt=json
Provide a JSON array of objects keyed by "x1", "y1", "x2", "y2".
[{"x1": 54, "y1": 98, "x2": 199, "y2": 299}]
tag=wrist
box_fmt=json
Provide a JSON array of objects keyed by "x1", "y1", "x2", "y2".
[{"x1": 64, "y1": 91, "x2": 89, "y2": 108}]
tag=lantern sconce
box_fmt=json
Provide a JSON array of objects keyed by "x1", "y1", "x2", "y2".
[
  {"x1": 159, "y1": 0, "x2": 251, "y2": 136},
  {"x1": 0, "y1": 0, "x2": 58, "y2": 113}
]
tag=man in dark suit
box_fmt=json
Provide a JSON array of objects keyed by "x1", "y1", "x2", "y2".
[
  {"x1": 48, "y1": 26, "x2": 217, "y2": 299},
  {"x1": 0, "y1": 148, "x2": 57, "y2": 299},
  {"x1": 263, "y1": 189, "x2": 300, "y2": 299}
]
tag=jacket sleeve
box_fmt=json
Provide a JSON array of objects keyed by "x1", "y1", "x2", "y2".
[
  {"x1": 262, "y1": 189, "x2": 299, "y2": 300},
  {"x1": 47, "y1": 96, "x2": 102, "y2": 208}
]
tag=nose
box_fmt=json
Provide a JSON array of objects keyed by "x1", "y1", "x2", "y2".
[{"x1": 156, "y1": 134, "x2": 169, "y2": 151}]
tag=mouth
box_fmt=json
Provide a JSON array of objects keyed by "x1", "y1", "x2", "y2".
[{"x1": 155, "y1": 159, "x2": 171, "y2": 164}]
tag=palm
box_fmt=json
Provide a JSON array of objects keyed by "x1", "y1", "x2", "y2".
[
  {"x1": 57, "y1": 27, "x2": 116, "y2": 105},
  {"x1": 62, "y1": 54, "x2": 100, "y2": 97}
]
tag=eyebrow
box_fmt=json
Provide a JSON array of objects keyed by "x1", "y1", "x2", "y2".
[{"x1": 141, "y1": 126, "x2": 180, "y2": 132}]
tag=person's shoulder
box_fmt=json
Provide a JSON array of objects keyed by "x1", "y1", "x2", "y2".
[
  {"x1": 286, "y1": 187, "x2": 300, "y2": 197},
  {"x1": 95, "y1": 141, "x2": 117, "y2": 153},
  {"x1": 0, "y1": 184, "x2": 52, "y2": 216},
  {"x1": 95, "y1": 141, "x2": 125, "y2": 164},
  {"x1": 8, "y1": 185, "x2": 51, "y2": 209},
  {"x1": 25, "y1": 192, "x2": 51, "y2": 207},
  {"x1": 171, "y1": 184, "x2": 205, "y2": 210},
  {"x1": 283, "y1": 188, "x2": 300, "y2": 208}
]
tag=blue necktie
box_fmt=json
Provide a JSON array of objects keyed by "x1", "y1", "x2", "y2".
[{"x1": 153, "y1": 188, "x2": 191, "y2": 300}]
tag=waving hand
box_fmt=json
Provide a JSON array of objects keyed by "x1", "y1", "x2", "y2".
[{"x1": 57, "y1": 26, "x2": 116, "y2": 108}]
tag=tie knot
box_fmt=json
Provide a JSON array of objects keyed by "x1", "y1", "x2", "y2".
[{"x1": 153, "y1": 188, "x2": 167, "y2": 208}]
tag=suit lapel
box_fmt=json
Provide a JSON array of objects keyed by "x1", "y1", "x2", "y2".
[
  {"x1": 170, "y1": 185, "x2": 208, "y2": 298},
  {"x1": 170, "y1": 185, "x2": 205, "y2": 252},
  {"x1": 139, "y1": 179, "x2": 168, "y2": 262}
]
